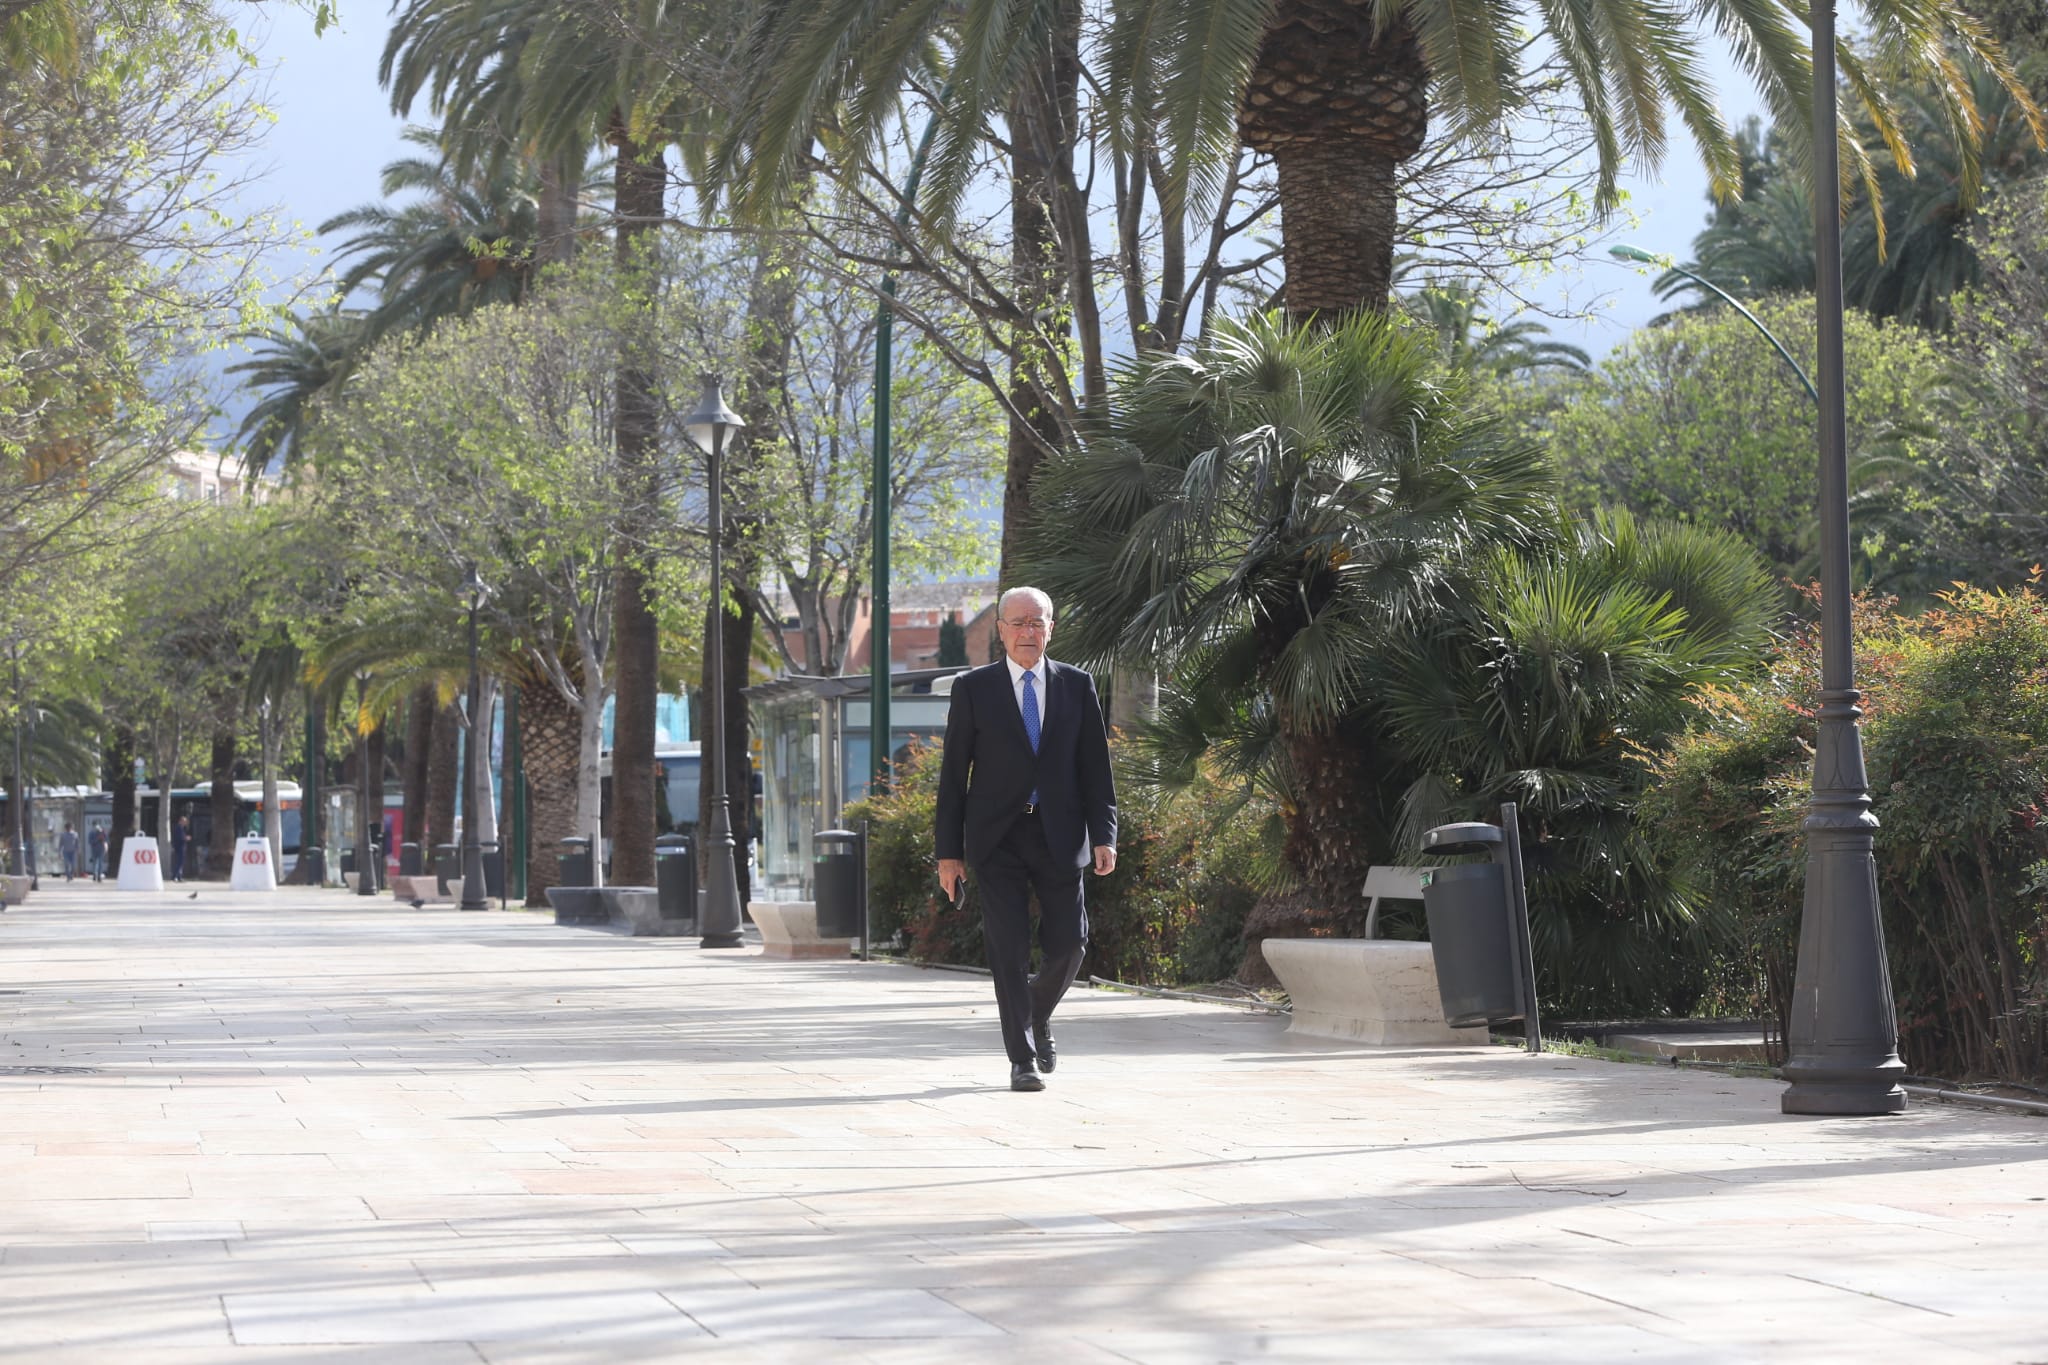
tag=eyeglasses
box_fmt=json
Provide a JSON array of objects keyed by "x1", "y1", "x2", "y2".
[{"x1": 1002, "y1": 618, "x2": 1050, "y2": 633}]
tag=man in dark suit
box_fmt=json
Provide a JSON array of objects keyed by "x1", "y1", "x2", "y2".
[{"x1": 936, "y1": 587, "x2": 1118, "y2": 1092}]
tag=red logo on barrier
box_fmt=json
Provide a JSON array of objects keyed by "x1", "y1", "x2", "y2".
[
  {"x1": 240, "y1": 848, "x2": 267, "y2": 865},
  {"x1": 134, "y1": 849, "x2": 157, "y2": 865}
]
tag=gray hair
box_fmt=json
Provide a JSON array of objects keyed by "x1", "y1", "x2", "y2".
[{"x1": 998, "y1": 586, "x2": 1053, "y2": 621}]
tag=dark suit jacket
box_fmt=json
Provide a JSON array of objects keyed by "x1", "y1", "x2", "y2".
[{"x1": 934, "y1": 658, "x2": 1117, "y2": 870}]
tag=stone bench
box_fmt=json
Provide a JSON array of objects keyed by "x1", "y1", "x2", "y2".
[
  {"x1": 392, "y1": 875, "x2": 454, "y2": 905},
  {"x1": 1, "y1": 874, "x2": 27, "y2": 907},
  {"x1": 748, "y1": 901, "x2": 856, "y2": 960},
  {"x1": 1260, "y1": 866, "x2": 1487, "y2": 1046}
]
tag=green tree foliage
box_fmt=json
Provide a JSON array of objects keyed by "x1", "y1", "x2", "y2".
[
  {"x1": 1023, "y1": 310, "x2": 1555, "y2": 908},
  {"x1": 845, "y1": 738, "x2": 1280, "y2": 987},
  {"x1": 1915, "y1": 173, "x2": 2048, "y2": 589},
  {"x1": 1665, "y1": 56, "x2": 2048, "y2": 331},
  {"x1": 1378, "y1": 511, "x2": 1780, "y2": 1016},
  {"x1": 1542, "y1": 296, "x2": 1944, "y2": 588},
  {"x1": 1644, "y1": 587, "x2": 2048, "y2": 1084},
  {"x1": 1, "y1": 0, "x2": 282, "y2": 603}
]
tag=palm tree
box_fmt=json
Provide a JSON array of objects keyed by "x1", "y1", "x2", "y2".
[
  {"x1": 1377, "y1": 510, "x2": 1780, "y2": 1014},
  {"x1": 320, "y1": 127, "x2": 545, "y2": 337},
  {"x1": 725, "y1": 0, "x2": 2038, "y2": 327},
  {"x1": 225, "y1": 308, "x2": 373, "y2": 479},
  {"x1": 1023, "y1": 310, "x2": 1555, "y2": 907},
  {"x1": 1402, "y1": 280, "x2": 1590, "y2": 376},
  {"x1": 382, "y1": 0, "x2": 722, "y2": 887},
  {"x1": 1134, "y1": 0, "x2": 2040, "y2": 319},
  {"x1": 1664, "y1": 57, "x2": 2048, "y2": 329}
]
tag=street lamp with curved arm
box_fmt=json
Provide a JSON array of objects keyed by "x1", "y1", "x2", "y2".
[{"x1": 1609, "y1": 244, "x2": 1819, "y2": 405}]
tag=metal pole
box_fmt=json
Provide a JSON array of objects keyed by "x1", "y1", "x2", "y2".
[
  {"x1": 507, "y1": 686, "x2": 526, "y2": 905},
  {"x1": 869, "y1": 102, "x2": 948, "y2": 796},
  {"x1": 1782, "y1": 2, "x2": 1906, "y2": 1116},
  {"x1": 700, "y1": 414, "x2": 746, "y2": 948},
  {"x1": 1498, "y1": 802, "x2": 1542, "y2": 1056},
  {"x1": 9, "y1": 650, "x2": 24, "y2": 880},
  {"x1": 460, "y1": 593, "x2": 488, "y2": 911},
  {"x1": 302, "y1": 685, "x2": 323, "y2": 886},
  {"x1": 356, "y1": 674, "x2": 376, "y2": 897}
]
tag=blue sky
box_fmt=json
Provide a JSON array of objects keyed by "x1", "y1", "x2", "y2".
[{"x1": 222, "y1": 4, "x2": 1769, "y2": 415}]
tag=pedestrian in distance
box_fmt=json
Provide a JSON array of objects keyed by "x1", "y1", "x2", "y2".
[
  {"x1": 170, "y1": 814, "x2": 190, "y2": 882},
  {"x1": 935, "y1": 586, "x2": 1118, "y2": 1093},
  {"x1": 86, "y1": 823, "x2": 107, "y2": 882},
  {"x1": 58, "y1": 823, "x2": 79, "y2": 881}
]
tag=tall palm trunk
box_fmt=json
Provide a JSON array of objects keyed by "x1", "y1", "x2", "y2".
[
  {"x1": 997, "y1": 1, "x2": 1083, "y2": 584},
  {"x1": 206, "y1": 730, "x2": 236, "y2": 879},
  {"x1": 518, "y1": 675, "x2": 579, "y2": 905},
  {"x1": 536, "y1": 149, "x2": 581, "y2": 267},
  {"x1": 107, "y1": 724, "x2": 135, "y2": 844},
  {"x1": 1239, "y1": 5, "x2": 1429, "y2": 320},
  {"x1": 426, "y1": 696, "x2": 460, "y2": 850},
  {"x1": 401, "y1": 683, "x2": 436, "y2": 855},
  {"x1": 608, "y1": 113, "x2": 667, "y2": 887}
]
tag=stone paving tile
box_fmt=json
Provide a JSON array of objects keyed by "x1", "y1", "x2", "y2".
[{"x1": 3, "y1": 881, "x2": 2047, "y2": 1361}]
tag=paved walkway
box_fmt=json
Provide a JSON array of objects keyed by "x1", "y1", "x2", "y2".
[{"x1": 1, "y1": 880, "x2": 2043, "y2": 1363}]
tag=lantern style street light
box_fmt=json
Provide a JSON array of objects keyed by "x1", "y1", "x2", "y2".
[
  {"x1": 460, "y1": 564, "x2": 492, "y2": 912},
  {"x1": 684, "y1": 376, "x2": 747, "y2": 950},
  {"x1": 1782, "y1": 3, "x2": 1906, "y2": 1115}
]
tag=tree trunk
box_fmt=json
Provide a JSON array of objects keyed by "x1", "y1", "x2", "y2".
[
  {"x1": 107, "y1": 724, "x2": 135, "y2": 844},
  {"x1": 536, "y1": 149, "x2": 581, "y2": 267},
  {"x1": 401, "y1": 683, "x2": 435, "y2": 853},
  {"x1": 1274, "y1": 140, "x2": 1400, "y2": 321},
  {"x1": 206, "y1": 730, "x2": 236, "y2": 879},
  {"x1": 607, "y1": 113, "x2": 667, "y2": 888},
  {"x1": 519, "y1": 676, "x2": 579, "y2": 906},
  {"x1": 998, "y1": 86, "x2": 1072, "y2": 585},
  {"x1": 1236, "y1": 7, "x2": 1429, "y2": 322},
  {"x1": 426, "y1": 697, "x2": 460, "y2": 852},
  {"x1": 1237, "y1": 721, "x2": 1387, "y2": 984}
]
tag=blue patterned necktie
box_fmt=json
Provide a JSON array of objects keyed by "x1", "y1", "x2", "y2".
[{"x1": 1022, "y1": 669, "x2": 1041, "y2": 806}]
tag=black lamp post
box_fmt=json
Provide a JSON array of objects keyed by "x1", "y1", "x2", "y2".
[
  {"x1": 8, "y1": 643, "x2": 24, "y2": 881},
  {"x1": 355, "y1": 670, "x2": 377, "y2": 898},
  {"x1": 1782, "y1": 2, "x2": 1906, "y2": 1115},
  {"x1": 684, "y1": 375, "x2": 747, "y2": 949},
  {"x1": 460, "y1": 564, "x2": 491, "y2": 911}
]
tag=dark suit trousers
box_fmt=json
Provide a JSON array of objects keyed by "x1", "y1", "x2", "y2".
[{"x1": 976, "y1": 812, "x2": 1088, "y2": 1067}]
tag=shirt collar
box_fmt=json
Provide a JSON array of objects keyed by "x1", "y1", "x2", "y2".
[{"x1": 1005, "y1": 656, "x2": 1046, "y2": 687}]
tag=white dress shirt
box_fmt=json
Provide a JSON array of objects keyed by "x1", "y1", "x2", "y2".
[{"x1": 1004, "y1": 655, "x2": 1048, "y2": 733}]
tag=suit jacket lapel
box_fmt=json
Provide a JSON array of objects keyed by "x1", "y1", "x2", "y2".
[{"x1": 992, "y1": 662, "x2": 1034, "y2": 754}]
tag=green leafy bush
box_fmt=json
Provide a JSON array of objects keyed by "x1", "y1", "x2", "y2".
[
  {"x1": 843, "y1": 737, "x2": 1278, "y2": 986},
  {"x1": 1643, "y1": 586, "x2": 2048, "y2": 1083}
]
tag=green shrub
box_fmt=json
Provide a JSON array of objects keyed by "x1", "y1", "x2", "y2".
[
  {"x1": 844, "y1": 737, "x2": 1278, "y2": 987},
  {"x1": 1643, "y1": 586, "x2": 2048, "y2": 1083}
]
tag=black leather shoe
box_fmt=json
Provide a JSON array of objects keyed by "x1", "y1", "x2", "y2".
[
  {"x1": 1010, "y1": 1064, "x2": 1045, "y2": 1092},
  {"x1": 1034, "y1": 1024, "x2": 1056, "y2": 1073}
]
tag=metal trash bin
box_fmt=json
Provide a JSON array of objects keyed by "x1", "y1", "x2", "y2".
[
  {"x1": 1421, "y1": 810, "x2": 1542, "y2": 1050},
  {"x1": 558, "y1": 836, "x2": 593, "y2": 889},
  {"x1": 482, "y1": 845, "x2": 505, "y2": 899},
  {"x1": 433, "y1": 843, "x2": 459, "y2": 894},
  {"x1": 399, "y1": 841, "x2": 424, "y2": 877},
  {"x1": 655, "y1": 834, "x2": 696, "y2": 923},
  {"x1": 813, "y1": 829, "x2": 865, "y2": 939}
]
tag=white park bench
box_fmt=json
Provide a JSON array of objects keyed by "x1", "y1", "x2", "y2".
[{"x1": 1260, "y1": 866, "x2": 1488, "y2": 1046}]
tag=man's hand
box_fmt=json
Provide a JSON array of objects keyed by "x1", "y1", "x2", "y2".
[
  {"x1": 1092, "y1": 845, "x2": 1117, "y2": 876},
  {"x1": 937, "y1": 858, "x2": 967, "y2": 902}
]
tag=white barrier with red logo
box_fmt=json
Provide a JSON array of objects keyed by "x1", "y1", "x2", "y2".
[
  {"x1": 117, "y1": 836, "x2": 165, "y2": 892},
  {"x1": 230, "y1": 836, "x2": 277, "y2": 891}
]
